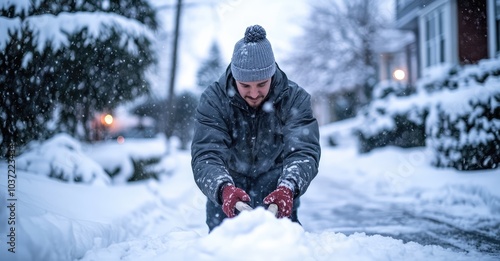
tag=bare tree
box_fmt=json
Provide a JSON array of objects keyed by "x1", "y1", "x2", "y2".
[{"x1": 288, "y1": 0, "x2": 388, "y2": 121}]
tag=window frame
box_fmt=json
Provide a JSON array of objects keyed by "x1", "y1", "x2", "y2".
[{"x1": 419, "y1": 0, "x2": 457, "y2": 74}]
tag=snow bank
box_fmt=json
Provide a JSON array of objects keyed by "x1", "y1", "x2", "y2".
[{"x1": 0, "y1": 0, "x2": 34, "y2": 16}]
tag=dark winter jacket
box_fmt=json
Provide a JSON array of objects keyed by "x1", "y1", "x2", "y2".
[{"x1": 191, "y1": 64, "x2": 320, "y2": 223}]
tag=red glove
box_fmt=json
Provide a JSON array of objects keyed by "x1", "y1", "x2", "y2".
[
  {"x1": 221, "y1": 184, "x2": 250, "y2": 218},
  {"x1": 263, "y1": 186, "x2": 294, "y2": 218}
]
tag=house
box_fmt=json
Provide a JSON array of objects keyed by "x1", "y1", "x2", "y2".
[{"x1": 379, "y1": 0, "x2": 498, "y2": 86}]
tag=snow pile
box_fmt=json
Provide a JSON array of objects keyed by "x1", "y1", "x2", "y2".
[
  {"x1": 16, "y1": 133, "x2": 110, "y2": 185},
  {"x1": 198, "y1": 208, "x2": 309, "y2": 260},
  {"x1": 174, "y1": 208, "x2": 478, "y2": 261},
  {"x1": 0, "y1": 0, "x2": 155, "y2": 56},
  {"x1": 426, "y1": 83, "x2": 500, "y2": 169}
]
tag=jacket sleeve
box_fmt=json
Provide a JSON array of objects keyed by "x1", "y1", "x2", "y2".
[
  {"x1": 278, "y1": 85, "x2": 321, "y2": 197},
  {"x1": 191, "y1": 87, "x2": 234, "y2": 205}
]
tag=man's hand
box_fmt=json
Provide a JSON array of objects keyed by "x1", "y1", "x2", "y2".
[
  {"x1": 263, "y1": 186, "x2": 294, "y2": 218},
  {"x1": 221, "y1": 184, "x2": 250, "y2": 218}
]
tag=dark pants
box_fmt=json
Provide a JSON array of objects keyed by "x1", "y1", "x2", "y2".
[{"x1": 205, "y1": 170, "x2": 301, "y2": 232}]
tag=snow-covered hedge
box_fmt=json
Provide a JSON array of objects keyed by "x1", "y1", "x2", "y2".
[
  {"x1": 16, "y1": 133, "x2": 175, "y2": 184},
  {"x1": 356, "y1": 81, "x2": 426, "y2": 153},
  {"x1": 17, "y1": 133, "x2": 111, "y2": 185},
  {"x1": 426, "y1": 65, "x2": 500, "y2": 170},
  {"x1": 356, "y1": 58, "x2": 500, "y2": 170},
  {"x1": 85, "y1": 136, "x2": 174, "y2": 183}
]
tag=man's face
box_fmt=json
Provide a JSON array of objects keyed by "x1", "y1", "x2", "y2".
[{"x1": 235, "y1": 78, "x2": 271, "y2": 108}]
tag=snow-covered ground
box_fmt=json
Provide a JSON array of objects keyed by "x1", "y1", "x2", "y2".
[{"x1": 1, "y1": 121, "x2": 499, "y2": 261}]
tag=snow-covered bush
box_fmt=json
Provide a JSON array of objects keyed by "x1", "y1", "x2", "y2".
[
  {"x1": 356, "y1": 80, "x2": 426, "y2": 153},
  {"x1": 419, "y1": 61, "x2": 500, "y2": 93},
  {"x1": 418, "y1": 64, "x2": 460, "y2": 93},
  {"x1": 86, "y1": 136, "x2": 174, "y2": 183},
  {"x1": 426, "y1": 71, "x2": 500, "y2": 170},
  {"x1": 17, "y1": 133, "x2": 111, "y2": 185},
  {"x1": 372, "y1": 80, "x2": 417, "y2": 99},
  {"x1": 0, "y1": 0, "x2": 158, "y2": 155},
  {"x1": 356, "y1": 58, "x2": 500, "y2": 172}
]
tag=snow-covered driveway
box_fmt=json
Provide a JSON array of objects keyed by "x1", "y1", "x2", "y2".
[
  {"x1": 301, "y1": 146, "x2": 500, "y2": 255},
  {"x1": 1, "y1": 135, "x2": 499, "y2": 260}
]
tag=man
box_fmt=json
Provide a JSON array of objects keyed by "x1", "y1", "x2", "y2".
[{"x1": 191, "y1": 25, "x2": 320, "y2": 231}]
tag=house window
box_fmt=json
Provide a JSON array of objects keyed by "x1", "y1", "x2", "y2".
[{"x1": 424, "y1": 7, "x2": 445, "y2": 67}]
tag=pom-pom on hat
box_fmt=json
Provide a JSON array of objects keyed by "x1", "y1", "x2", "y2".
[{"x1": 231, "y1": 25, "x2": 276, "y2": 82}]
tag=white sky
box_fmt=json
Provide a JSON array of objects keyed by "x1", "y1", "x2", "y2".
[{"x1": 153, "y1": 0, "x2": 394, "y2": 95}]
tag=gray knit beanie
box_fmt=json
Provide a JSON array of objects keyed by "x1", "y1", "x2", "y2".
[{"x1": 231, "y1": 25, "x2": 276, "y2": 82}]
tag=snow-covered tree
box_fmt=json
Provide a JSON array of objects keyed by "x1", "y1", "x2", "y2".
[
  {"x1": 196, "y1": 41, "x2": 225, "y2": 90},
  {"x1": 355, "y1": 80, "x2": 427, "y2": 153},
  {"x1": 287, "y1": 0, "x2": 388, "y2": 121},
  {"x1": 354, "y1": 58, "x2": 500, "y2": 171},
  {"x1": 0, "y1": 0, "x2": 158, "y2": 156}
]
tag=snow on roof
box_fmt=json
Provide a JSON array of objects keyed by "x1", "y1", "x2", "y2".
[{"x1": 372, "y1": 28, "x2": 415, "y2": 53}]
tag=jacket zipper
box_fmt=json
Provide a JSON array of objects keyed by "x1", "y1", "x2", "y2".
[{"x1": 250, "y1": 112, "x2": 257, "y2": 172}]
